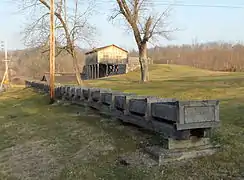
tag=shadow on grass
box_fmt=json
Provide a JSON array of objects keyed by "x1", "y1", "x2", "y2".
[
  {"x1": 0, "y1": 88, "x2": 158, "y2": 179},
  {"x1": 1, "y1": 88, "x2": 244, "y2": 179}
]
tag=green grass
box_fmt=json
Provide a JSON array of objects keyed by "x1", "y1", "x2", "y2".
[
  {"x1": 86, "y1": 64, "x2": 244, "y2": 100},
  {"x1": 0, "y1": 64, "x2": 244, "y2": 179},
  {"x1": 0, "y1": 88, "x2": 158, "y2": 180}
]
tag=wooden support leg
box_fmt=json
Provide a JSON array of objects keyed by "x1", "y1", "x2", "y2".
[
  {"x1": 91, "y1": 65, "x2": 94, "y2": 79},
  {"x1": 97, "y1": 64, "x2": 99, "y2": 78},
  {"x1": 88, "y1": 65, "x2": 90, "y2": 79},
  {"x1": 106, "y1": 64, "x2": 108, "y2": 76}
]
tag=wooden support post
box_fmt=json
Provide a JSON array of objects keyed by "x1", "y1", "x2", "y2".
[
  {"x1": 88, "y1": 65, "x2": 91, "y2": 79},
  {"x1": 95, "y1": 64, "x2": 96, "y2": 79},
  {"x1": 94, "y1": 64, "x2": 97, "y2": 79},
  {"x1": 97, "y1": 64, "x2": 99, "y2": 78},
  {"x1": 86, "y1": 65, "x2": 88, "y2": 79},
  {"x1": 87, "y1": 65, "x2": 89, "y2": 79},
  {"x1": 88, "y1": 65, "x2": 90, "y2": 79},
  {"x1": 94, "y1": 64, "x2": 96, "y2": 79},
  {"x1": 90, "y1": 65, "x2": 92, "y2": 79},
  {"x1": 93, "y1": 64, "x2": 95, "y2": 79},
  {"x1": 91, "y1": 64, "x2": 94, "y2": 79},
  {"x1": 94, "y1": 64, "x2": 95, "y2": 79}
]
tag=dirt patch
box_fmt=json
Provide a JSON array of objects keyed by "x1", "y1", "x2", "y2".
[
  {"x1": 117, "y1": 150, "x2": 158, "y2": 168},
  {"x1": 0, "y1": 140, "x2": 61, "y2": 180},
  {"x1": 72, "y1": 139, "x2": 115, "y2": 161},
  {"x1": 1, "y1": 121, "x2": 16, "y2": 129}
]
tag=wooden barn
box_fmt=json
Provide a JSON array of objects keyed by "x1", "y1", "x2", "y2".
[{"x1": 84, "y1": 44, "x2": 129, "y2": 79}]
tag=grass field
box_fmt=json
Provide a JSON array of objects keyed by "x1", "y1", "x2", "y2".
[{"x1": 0, "y1": 64, "x2": 244, "y2": 179}]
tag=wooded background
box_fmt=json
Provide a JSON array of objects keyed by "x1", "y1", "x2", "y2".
[
  {"x1": 131, "y1": 42, "x2": 244, "y2": 72},
  {"x1": 1, "y1": 42, "x2": 244, "y2": 81}
]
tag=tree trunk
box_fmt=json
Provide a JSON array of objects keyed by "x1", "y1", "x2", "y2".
[
  {"x1": 71, "y1": 51, "x2": 83, "y2": 85},
  {"x1": 75, "y1": 70, "x2": 82, "y2": 85},
  {"x1": 139, "y1": 42, "x2": 149, "y2": 82}
]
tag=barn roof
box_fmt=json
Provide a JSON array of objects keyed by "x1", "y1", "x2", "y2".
[{"x1": 85, "y1": 44, "x2": 128, "y2": 55}]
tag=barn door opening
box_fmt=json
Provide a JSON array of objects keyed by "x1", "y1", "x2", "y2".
[{"x1": 99, "y1": 64, "x2": 107, "y2": 78}]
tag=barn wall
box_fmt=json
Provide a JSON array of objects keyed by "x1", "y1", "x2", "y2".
[
  {"x1": 97, "y1": 46, "x2": 128, "y2": 64},
  {"x1": 85, "y1": 52, "x2": 98, "y2": 65}
]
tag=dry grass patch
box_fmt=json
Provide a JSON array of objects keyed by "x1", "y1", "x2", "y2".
[
  {"x1": 2, "y1": 65, "x2": 244, "y2": 179},
  {"x1": 0, "y1": 140, "x2": 60, "y2": 180},
  {"x1": 0, "y1": 89, "x2": 156, "y2": 179}
]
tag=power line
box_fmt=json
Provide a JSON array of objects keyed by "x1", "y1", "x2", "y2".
[
  {"x1": 156, "y1": 3, "x2": 244, "y2": 9},
  {"x1": 98, "y1": 1, "x2": 244, "y2": 9}
]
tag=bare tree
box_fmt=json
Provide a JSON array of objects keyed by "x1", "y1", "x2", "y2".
[
  {"x1": 112, "y1": 0, "x2": 175, "y2": 82},
  {"x1": 19, "y1": 0, "x2": 96, "y2": 85}
]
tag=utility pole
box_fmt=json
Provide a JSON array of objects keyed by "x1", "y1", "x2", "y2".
[
  {"x1": 0, "y1": 41, "x2": 10, "y2": 90},
  {"x1": 4, "y1": 41, "x2": 9, "y2": 84},
  {"x1": 49, "y1": 0, "x2": 55, "y2": 103}
]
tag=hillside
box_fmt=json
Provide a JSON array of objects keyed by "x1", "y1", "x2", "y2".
[
  {"x1": 0, "y1": 65, "x2": 244, "y2": 179},
  {"x1": 86, "y1": 64, "x2": 244, "y2": 100}
]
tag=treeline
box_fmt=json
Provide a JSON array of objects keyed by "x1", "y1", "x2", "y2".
[
  {"x1": 1, "y1": 42, "x2": 244, "y2": 81},
  {"x1": 147, "y1": 42, "x2": 244, "y2": 72},
  {"x1": 0, "y1": 47, "x2": 85, "y2": 80},
  {"x1": 130, "y1": 42, "x2": 244, "y2": 71}
]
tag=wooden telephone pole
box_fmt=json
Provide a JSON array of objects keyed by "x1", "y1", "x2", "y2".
[{"x1": 49, "y1": 0, "x2": 55, "y2": 103}]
